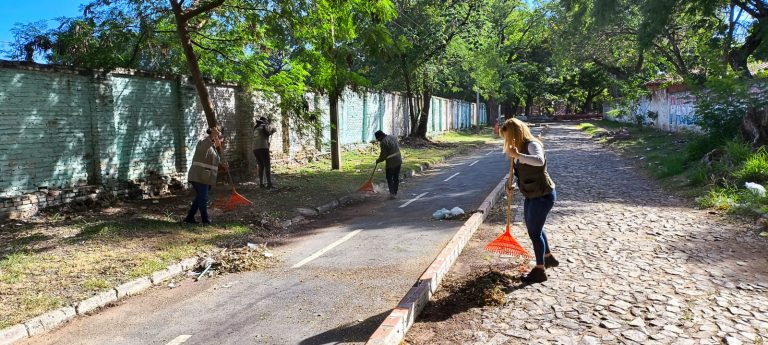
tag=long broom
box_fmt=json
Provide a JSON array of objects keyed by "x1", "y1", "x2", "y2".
[
  {"x1": 357, "y1": 161, "x2": 379, "y2": 193},
  {"x1": 484, "y1": 160, "x2": 530, "y2": 257}
]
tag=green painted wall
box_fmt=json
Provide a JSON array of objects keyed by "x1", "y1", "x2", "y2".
[{"x1": 0, "y1": 63, "x2": 486, "y2": 198}]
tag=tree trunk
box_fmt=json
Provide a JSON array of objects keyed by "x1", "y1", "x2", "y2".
[
  {"x1": 583, "y1": 92, "x2": 595, "y2": 113},
  {"x1": 329, "y1": 92, "x2": 341, "y2": 170},
  {"x1": 742, "y1": 106, "x2": 768, "y2": 147},
  {"x1": 413, "y1": 90, "x2": 432, "y2": 139},
  {"x1": 524, "y1": 93, "x2": 533, "y2": 117},
  {"x1": 169, "y1": 0, "x2": 222, "y2": 129},
  {"x1": 401, "y1": 56, "x2": 417, "y2": 134}
]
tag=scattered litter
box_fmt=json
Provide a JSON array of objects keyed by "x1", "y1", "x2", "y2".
[
  {"x1": 745, "y1": 182, "x2": 766, "y2": 197},
  {"x1": 168, "y1": 282, "x2": 177, "y2": 289},
  {"x1": 760, "y1": 232, "x2": 768, "y2": 238},
  {"x1": 433, "y1": 207, "x2": 467, "y2": 220},
  {"x1": 432, "y1": 208, "x2": 451, "y2": 220},
  {"x1": 152, "y1": 200, "x2": 159, "y2": 204}
]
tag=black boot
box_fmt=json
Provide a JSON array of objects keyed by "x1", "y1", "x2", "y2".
[
  {"x1": 521, "y1": 267, "x2": 547, "y2": 284},
  {"x1": 545, "y1": 255, "x2": 559, "y2": 268}
]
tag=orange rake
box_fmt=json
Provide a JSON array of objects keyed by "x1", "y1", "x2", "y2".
[
  {"x1": 484, "y1": 161, "x2": 531, "y2": 257},
  {"x1": 357, "y1": 162, "x2": 379, "y2": 193},
  {"x1": 217, "y1": 167, "x2": 253, "y2": 212}
]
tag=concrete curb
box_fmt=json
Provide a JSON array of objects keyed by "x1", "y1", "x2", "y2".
[{"x1": 366, "y1": 173, "x2": 509, "y2": 345}]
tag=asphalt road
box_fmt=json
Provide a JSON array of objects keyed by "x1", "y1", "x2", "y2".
[{"x1": 21, "y1": 142, "x2": 509, "y2": 345}]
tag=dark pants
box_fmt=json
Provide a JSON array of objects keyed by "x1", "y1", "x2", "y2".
[
  {"x1": 385, "y1": 165, "x2": 401, "y2": 195},
  {"x1": 253, "y1": 148, "x2": 272, "y2": 187},
  {"x1": 185, "y1": 182, "x2": 211, "y2": 223},
  {"x1": 524, "y1": 190, "x2": 556, "y2": 265}
]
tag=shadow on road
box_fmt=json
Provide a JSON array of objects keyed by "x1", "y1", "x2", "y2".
[{"x1": 299, "y1": 310, "x2": 390, "y2": 345}]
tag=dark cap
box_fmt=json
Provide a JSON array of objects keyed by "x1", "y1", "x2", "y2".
[{"x1": 374, "y1": 130, "x2": 386, "y2": 140}]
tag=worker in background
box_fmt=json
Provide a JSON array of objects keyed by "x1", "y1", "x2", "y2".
[
  {"x1": 253, "y1": 116, "x2": 277, "y2": 189},
  {"x1": 375, "y1": 130, "x2": 402, "y2": 200}
]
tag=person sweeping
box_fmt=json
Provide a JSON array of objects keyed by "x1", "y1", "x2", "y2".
[
  {"x1": 375, "y1": 130, "x2": 402, "y2": 200},
  {"x1": 253, "y1": 116, "x2": 277, "y2": 189},
  {"x1": 184, "y1": 127, "x2": 228, "y2": 225},
  {"x1": 500, "y1": 118, "x2": 558, "y2": 283}
]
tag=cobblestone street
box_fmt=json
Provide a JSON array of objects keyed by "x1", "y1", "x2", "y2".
[{"x1": 472, "y1": 123, "x2": 768, "y2": 345}]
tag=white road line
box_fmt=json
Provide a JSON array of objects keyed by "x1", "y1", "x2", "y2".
[
  {"x1": 485, "y1": 150, "x2": 495, "y2": 155},
  {"x1": 469, "y1": 160, "x2": 479, "y2": 166},
  {"x1": 165, "y1": 335, "x2": 192, "y2": 345},
  {"x1": 444, "y1": 172, "x2": 460, "y2": 182},
  {"x1": 399, "y1": 192, "x2": 428, "y2": 208},
  {"x1": 292, "y1": 229, "x2": 363, "y2": 268}
]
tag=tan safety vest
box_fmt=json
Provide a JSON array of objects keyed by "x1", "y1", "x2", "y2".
[{"x1": 188, "y1": 138, "x2": 221, "y2": 186}]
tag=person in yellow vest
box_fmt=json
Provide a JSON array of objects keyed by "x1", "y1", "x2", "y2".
[{"x1": 184, "y1": 127, "x2": 228, "y2": 225}]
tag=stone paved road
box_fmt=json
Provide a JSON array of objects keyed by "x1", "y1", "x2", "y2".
[{"x1": 472, "y1": 123, "x2": 768, "y2": 345}]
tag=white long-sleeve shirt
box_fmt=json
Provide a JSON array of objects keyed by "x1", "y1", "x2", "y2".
[{"x1": 516, "y1": 141, "x2": 545, "y2": 166}]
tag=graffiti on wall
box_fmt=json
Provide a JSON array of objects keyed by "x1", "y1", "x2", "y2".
[{"x1": 669, "y1": 92, "x2": 697, "y2": 127}]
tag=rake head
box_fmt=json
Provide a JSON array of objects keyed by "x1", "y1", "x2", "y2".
[
  {"x1": 484, "y1": 225, "x2": 531, "y2": 257},
  {"x1": 222, "y1": 189, "x2": 253, "y2": 212},
  {"x1": 357, "y1": 179, "x2": 376, "y2": 193}
]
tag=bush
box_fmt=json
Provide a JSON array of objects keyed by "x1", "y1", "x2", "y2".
[
  {"x1": 685, "y1": 135, "x2": 720, "y2": 161},
  {"x1": 687, "y1": 163, "x2": 709, "y2": 186},
  {"x1": 734, "y1": 148, "x2": 768, "y2": 183},
  {"x1": 697, "y1": 187, "x2": 739, "y2": 210},
  {"x1": 723, "y1": 139, "x2": 752, "y2": 164}
]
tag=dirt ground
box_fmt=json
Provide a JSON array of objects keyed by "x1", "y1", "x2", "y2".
[{"x1": 404, "y1": 193, "x2": 529, "y2": 345}]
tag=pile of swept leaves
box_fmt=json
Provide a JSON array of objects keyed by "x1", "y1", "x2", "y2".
[{"x1": 195, "y1": 243, "x2": 277, "y2": 277}]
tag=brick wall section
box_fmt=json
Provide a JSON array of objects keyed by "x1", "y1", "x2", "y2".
[{"x1": 0, "y1": 61, "x2": 488, "y2": 220}]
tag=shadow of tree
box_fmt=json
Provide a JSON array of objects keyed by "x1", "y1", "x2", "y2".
[
  {"x1": 69, "y1": 218, "x2": 190, "y2": 242},
  {"x1": 298, "y1": 310, "x2": 390, "y2": 345}
]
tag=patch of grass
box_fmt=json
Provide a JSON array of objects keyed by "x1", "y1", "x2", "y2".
[
  {"x1": 577, "y1": 123, "x2": 605, "y2": 136},
  {"x1": 0, "y1": 252, "x2": 39, "y2": 284},
  {"x1": 129, "y1": 257, "x2": 167, "y2": 278},
  {"x1": 697, "y1": 187, "x2": 739, "y2": 211},
  {"x1": 734, "y1": 148, "x2": 768, "y2": 184},
  {"x1": 82, "y1": 278, "x2": 110, "y2": 291}
]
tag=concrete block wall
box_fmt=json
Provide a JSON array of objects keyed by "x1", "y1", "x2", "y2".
[
  {"x1": 0, "y1": 67, "x2": 93, "y2": 196},
  {"x1": 0, "y1": 61, "x2": 487, "y2": 219}
]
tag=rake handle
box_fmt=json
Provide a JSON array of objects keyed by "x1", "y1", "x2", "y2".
[
  {"x1": 506, "y1": 160, "x2": 515, "y2": 232},
  {"x1": 368, "y1": 161, "x2": 379, "y2": 181}
]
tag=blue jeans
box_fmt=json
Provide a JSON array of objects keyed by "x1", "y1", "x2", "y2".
[
  {"x1": 185, "y1": 182, "x2": 211, "y2": 223},
  {"x1": 524, "y1": 190, "x2": 556, "y2": 265}
]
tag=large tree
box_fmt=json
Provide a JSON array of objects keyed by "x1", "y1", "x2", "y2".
[{"x1": 297, "y1": 0, "x2": 395, "y2": 170}]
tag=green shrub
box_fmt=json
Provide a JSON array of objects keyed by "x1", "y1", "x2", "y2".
[
  {"x1": 697, "y1": 187, "x2": 739, "y2": 211},
  {"x1": 734, "y1": 148, "x2": 768, "y2": 183},
  {"x1": 654, "y1": 155, "x2": 687, "y2": 178},
  {"x1": 723, "y1": 139, "x2": 752, "y2": 164},
  {"x1": 685, "y1": 135, "x2": 720, "y2": 162},
  {"x1": 687, "y1": 163, "x2": 710, "y2": 186}
]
